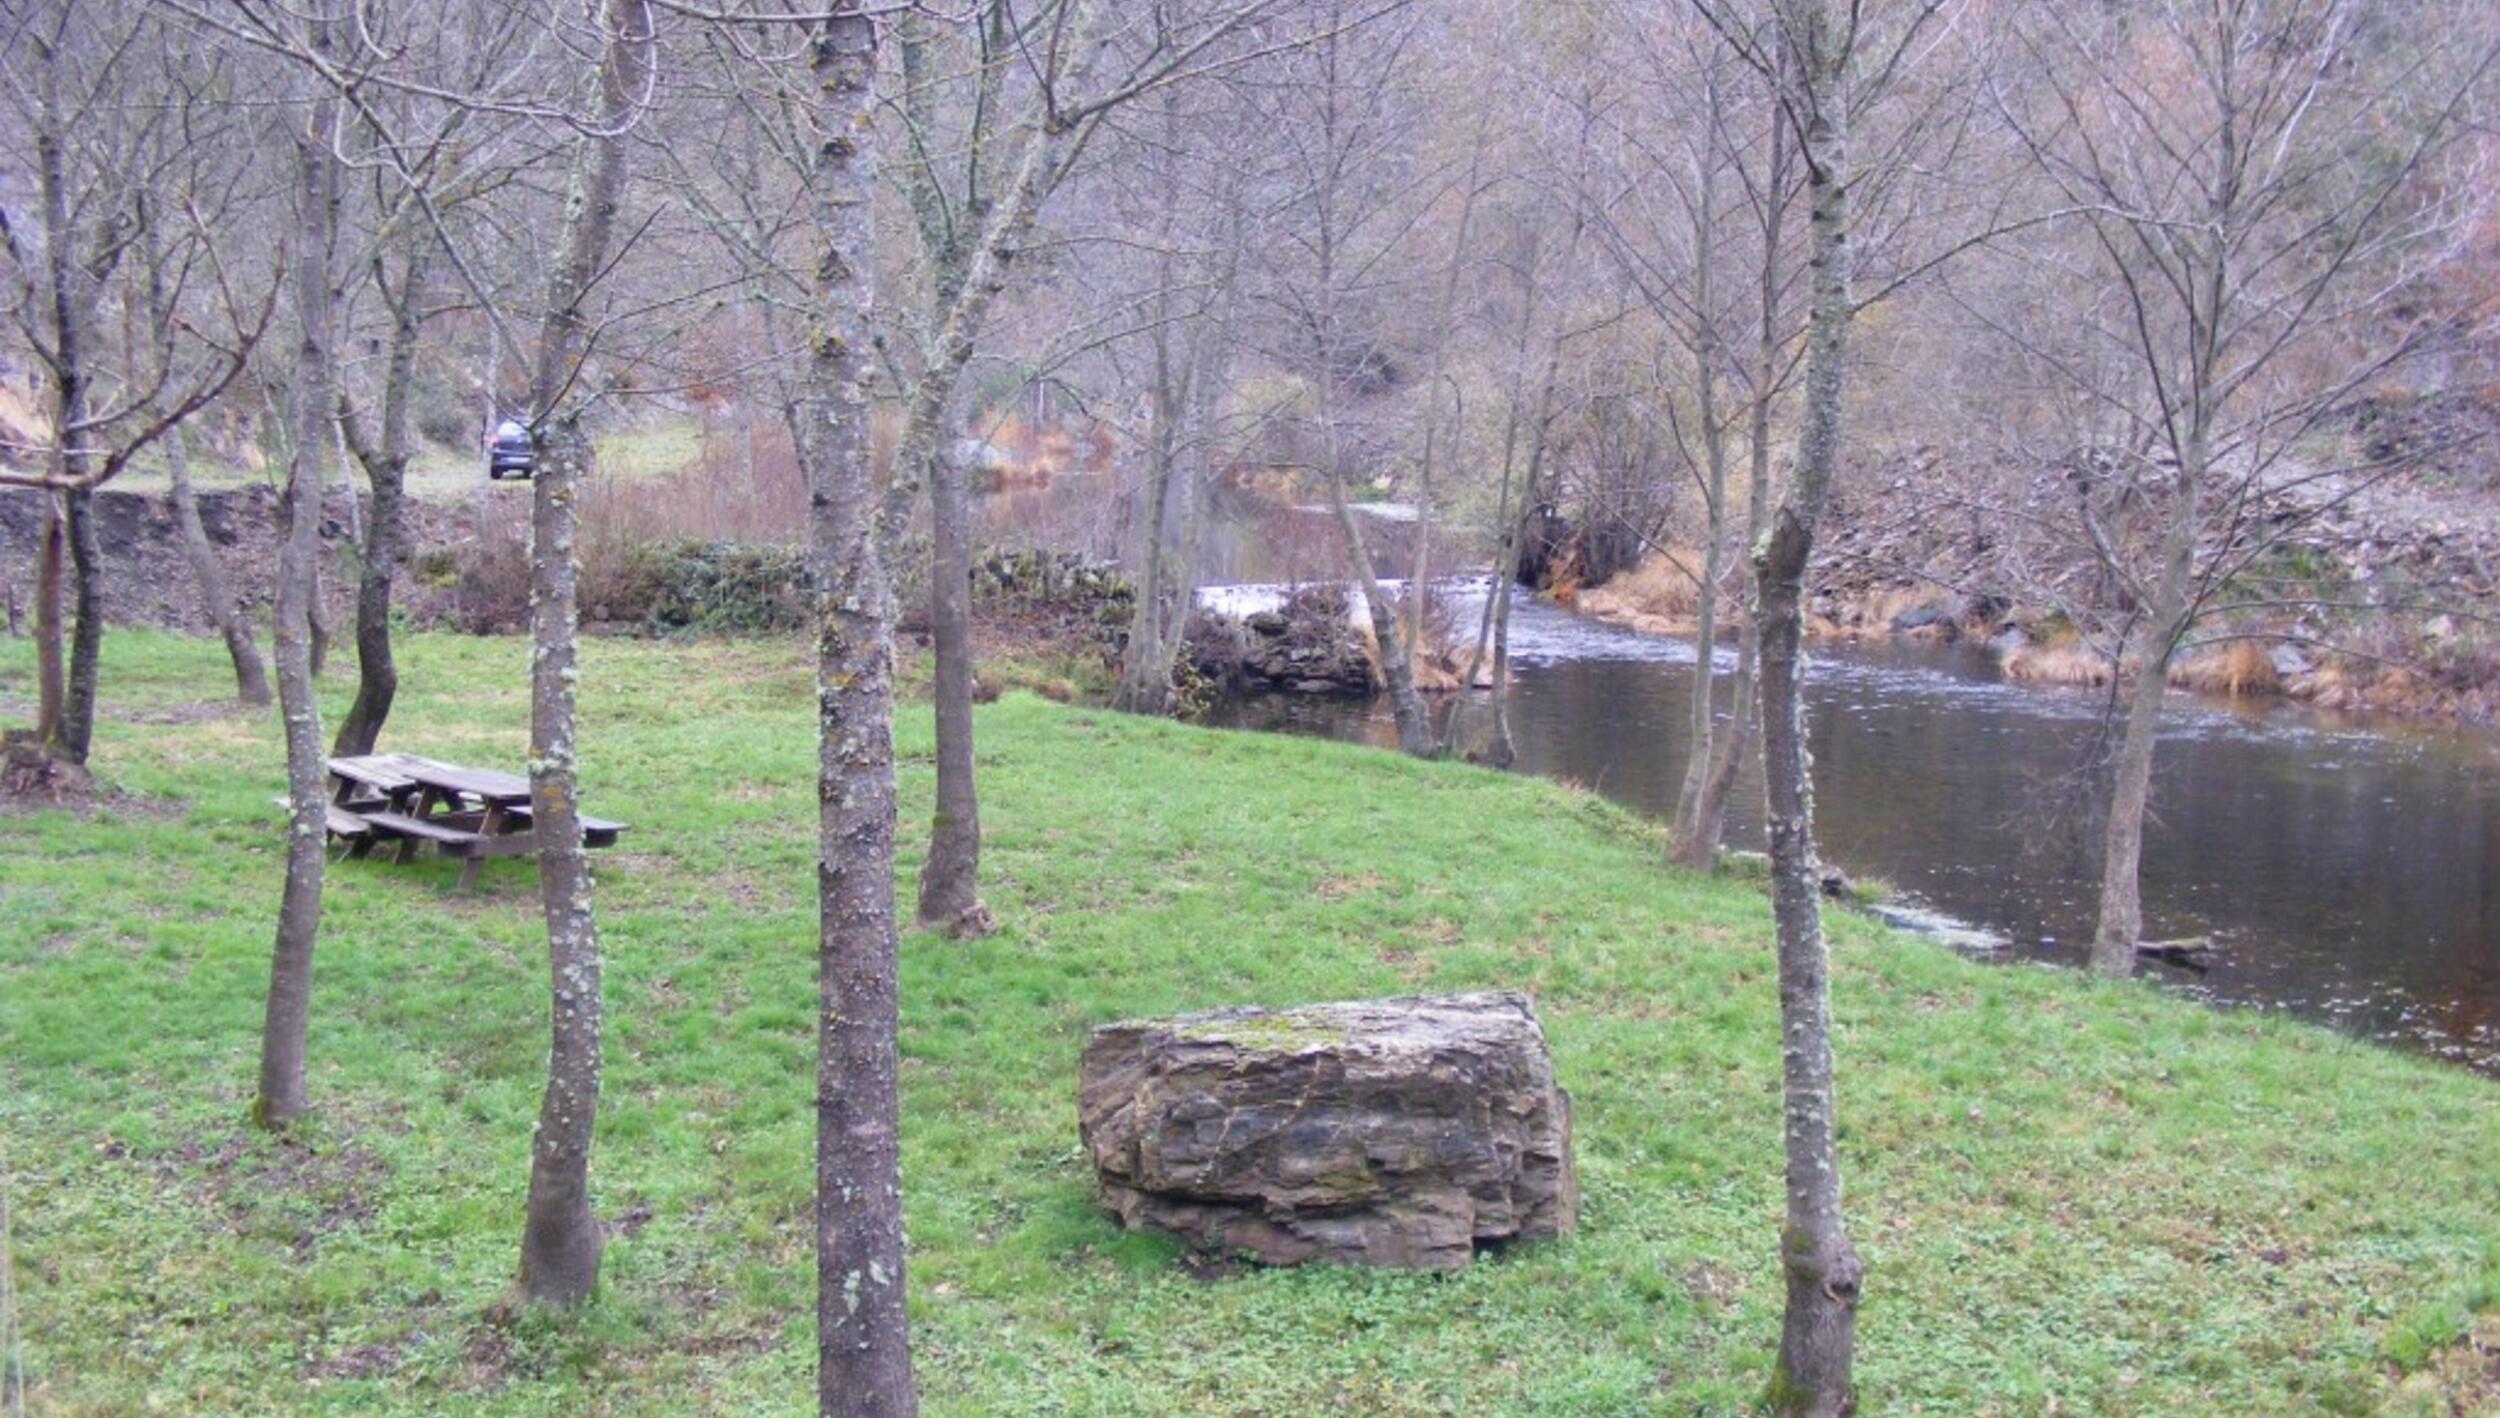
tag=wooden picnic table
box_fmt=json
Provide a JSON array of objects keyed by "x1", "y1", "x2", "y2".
[{"x1": 314, "y1": 752, "x2": 626, "y2": 890}]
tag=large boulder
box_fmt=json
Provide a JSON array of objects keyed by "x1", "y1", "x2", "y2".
[{"x1": 1077, "y1": 992, "x2": 1576, "y2": 1269}]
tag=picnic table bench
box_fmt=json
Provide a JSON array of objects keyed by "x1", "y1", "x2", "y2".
[{"x1": 296, "y1": 751, "x2": 628, "y2": 890}]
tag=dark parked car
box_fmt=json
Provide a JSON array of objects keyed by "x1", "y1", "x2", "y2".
[{"x1": 485, "y1": 419, "x2": 535, "y2": 480}]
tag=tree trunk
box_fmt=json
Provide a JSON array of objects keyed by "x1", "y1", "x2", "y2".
[
  {"x1": 2089, "y1": 507, "x2": 2192, "y2": 978},
  {"x1": 1406, "y1": 146, "x2": 1485, "y2": 659},
  {"x1": 256, "y1": 28, "x2": 342, "y2": 1130},
  {"x1": 916, "y1": 442, "x2": 986, "y2": 930},
  {"x1": 805, "y1": 11, "x2": 918, "y2": 1413},
  {"x1": 308, "y1": 563, "x2": 332, "y2": 678},
  {"x1": 55, "y1": 488, "x2": 102, "y2": 765},
  {"x1": 1154, "y1": 303, "x2": 1232, "y2": 702},
  {"x1": 1674, "y1": 314, "x2": 1778, "y2": 874},
  {"x1": 517, "y1": 417, "x2": 606, "y2": 1306},
  {"x1": 1678, "y1": 88, "x2": 1790, "y2": 875},
  {"x1": 1453, "y1": 375, "x2": 1531, "y2": 734},
  {"x1": 167, "y1": 429, "x2": 272, "y2": 706},
  {"x1": 510, "y1": 0, "x2": 653, "y2": 1309},
  {"x1": 1113, "y1": 412, "x2": 1180, "y2": 715},
  {"x1": 1115, "y1": 92, "x2": 1187, "y2": 720},
  {"x1": 31, "y1": 71, "x2": 90, "y2": 765},
  {"x1": 1757, "y1": 15, "x2": 1864, "y2": 1410},
  {"x1": 1327, "y1": 439, "x2": 1432, "y2": 757},
  {"x1": 1677, "y1": 611, "x2": 1756, "y2": 871},
  {"x1": 886, "y1": 0, "x2": 1102, "y2": 931},
  {"x1": 1670, "y1": 407, "x2": 1728, "y2": 862},
  {"x1": 1312, "y1": 330, "x2": 1428, "y2": 755},
  {"x1": 32, "y1": 497, "x2": 64, "y2": 744},
  {"x1": 2089, "y1": 628, "x2": 2167, "y2": 978},
  {"x1": 1484, "y1": 534, "x2": 1518, "y2": 768},
  {"x1": 1481, "y1": 387, "x2": 1558, "y2": 769},
  {"x1": 1670, "y1": 95, "x2": 1729, "y2": 861},
  {"x1": 335, "y1": 245, "x2": 431, "y2": 756}
]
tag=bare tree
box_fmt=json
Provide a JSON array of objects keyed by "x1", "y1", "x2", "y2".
[
  {"x1": 500, "y1": 0, "x2": 658, "y2": 1309},
  {"x1": 886, "y1": 0, "x2": 1310, "y2": 919},
  {"x1": 1985, "y1": 0, "x2": 2500, "y2": 975},
  {"x1": 96, "y1": 37, "x2": 279, "y2": 710},
  {"x1": 1581, "y1": 16, "x2": 1800, "y2": 870},
  {"x1": 254, "y1": 0, "x2": 343, "y2": 1130},
  {"x1": 1746, "y1": 2, "x2": 1861, "y2": 1402},
  {"x1": 0, "y1": 1, "x2": 265, "y2": 767},
  {"x1": 1111, "y1": 81, "x2": 1248, "y2": 716},
  {"x1": 1237, "y1": 1, "x2": 1442, "y2": 755},
  {"x1": 1456, "y1": 87, "x2": 1606, "y2": 767},
  {"x1": 888, "y1": 0, "x2": 1063, "y2": 934},
  {"x1": 1688, "y1": 0, "x2": 1963, "y2": 1407}
]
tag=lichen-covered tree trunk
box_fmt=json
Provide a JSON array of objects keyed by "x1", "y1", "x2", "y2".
[
  {"x1": 1676, "y1": 334, "x2": 1778, "y2": 872},
  {"x1": 1404, "y1": 144, "x2": 1486, "y2": 660},
  {"x1": 335, "y1": 243, "x2": 432, "y2": 756},
  {"x1": 166, "y1": 428, "x2": 271, "y2": 707},
  {"x1": 1754, "y1": 10, "x2": 1864, "y2": 1410},
  {"x1": 1161, "y1": 308, "x2": 1232, "y2": 688},
  {"x1": 1679, "y1": 96, "x2": 1790, "y2": 874},
  {"x1": 1118, "y1": 188, "x2": 1241, "y2": 720},
  {"x1": 512, "y1": 0, "x2": 652, "y2": 1309},
  {"x1": 1483, "y1": 536, "x2": 1519, "y2": 768},
  {"x1": 804, "y1": 9, "x2": 917, "y2": 1413},
  {"x1": 517, "y1": 417, "x2": 605, "y2": 1305},
  {"x1": 256, "y1": 19, "x2": 341, "y2": 1129}
]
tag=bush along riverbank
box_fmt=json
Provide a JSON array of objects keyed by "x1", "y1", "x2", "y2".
[{"x1": 6, "y1": 630, "x2": 2500, "y2": 1414}]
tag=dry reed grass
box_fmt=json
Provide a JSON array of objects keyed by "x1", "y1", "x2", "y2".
[
  {"x1": 2001, "y1": 644, "x2": 2119, "y2": 688},
  {"x1": 1576, "y1": 550, "x2": 1707, "y2": 628},
  {"x1": 1580, "y1": 550, "x2": 1700, "y2": 620},
  {"x1": 1349, "y1": 585, "x2": 1495, "y2": 693},
  {"x1": 2167, "y1": 641, "x2": 2280, "y2": 698}
]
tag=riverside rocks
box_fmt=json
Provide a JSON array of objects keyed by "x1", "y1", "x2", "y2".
[
  {"x1": 1185, "y1": 583, "x2": 1375, "y2": 696},
  {"x1": 1077, "y1": 992, "x2": 1577, "y2": 1269}
]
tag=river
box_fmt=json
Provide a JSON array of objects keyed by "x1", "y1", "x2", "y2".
[{"x1": 1200, "y1": 579, "x2": 2500, "y2": 1076}]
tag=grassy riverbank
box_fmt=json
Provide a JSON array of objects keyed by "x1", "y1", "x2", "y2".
[{"x1": 5, "y1": 631, "x2": 2499, "y2": 1415}]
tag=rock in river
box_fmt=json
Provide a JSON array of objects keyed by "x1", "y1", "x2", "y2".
[{"x1": 1077, "y1": 991, "x2": 1577, "y2": 1269}]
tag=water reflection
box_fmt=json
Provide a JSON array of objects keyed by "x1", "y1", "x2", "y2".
[{"x1": 1205, "y1": 584, "x2": 2500, "y2": 1074}]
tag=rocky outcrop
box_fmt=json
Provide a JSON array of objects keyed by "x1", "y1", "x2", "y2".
[{"x1": 1077, "y1": 991, "x2": 1577, "y2": 1270}]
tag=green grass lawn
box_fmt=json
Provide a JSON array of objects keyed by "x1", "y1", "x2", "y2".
[{"x1": 4, "y1": 631, "x2": 2498, "y2": 1416}]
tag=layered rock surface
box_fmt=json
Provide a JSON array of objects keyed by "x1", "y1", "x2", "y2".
[{"x1": 1077, "y1": 992, "x2": 1576, "y2": 1269}]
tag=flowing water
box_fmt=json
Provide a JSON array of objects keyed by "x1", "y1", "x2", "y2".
[{"x1": 1201, "y1": 579, "x2": 2500, "y2": 1075}]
